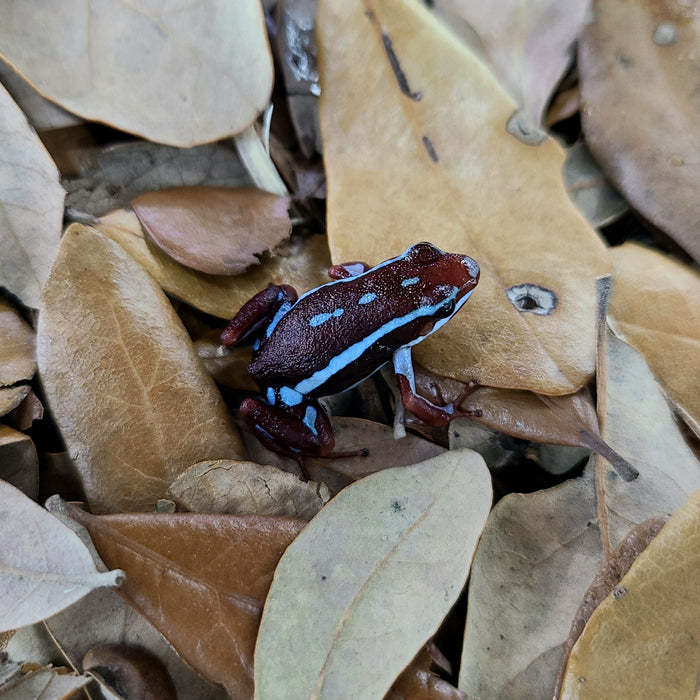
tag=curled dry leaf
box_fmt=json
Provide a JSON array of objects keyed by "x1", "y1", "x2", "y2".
[
  {"x1": 387, "y1": 645, "x2": 466, "y2": 699},
  {"x1": 0, "y1": 424, "x2": 38, "y2": 498},
  {"x1": 433, "y1": 0, "x2": 591, "y2": 139},
  {"x1": 0, "y1": 665, "x2": 90, "y2": 699},
  {"x1": 0, "y1": 83, "x2": 64, "y2": 308},
  {"x1": 459, "y1": 333, "x2": 700, "y2": 699},
  {"x1": 319, "y1": 0, "x2": 610, "y2": 395},
  {"x1": 579, "y1": 0, "x2": 700, "y2": 261},
  {"x1": 560, "y1": 490, "x2": 700, "y2": 699},
  {"x1": 255, "y1": 450, "x2": 492, "y2": 699},
  {"x1": 132, "y1": 187, "x2": 291, "y2": 276},
  {"x1": 37, "y1": 224, "x2": 244, "y2": 513},
  {"x1": 609, "y1": 242, "x2": 700, "y2": 437},
  {"x1": 66, "y1": 505, "x2": 305, "y2": 699},
  {"x1": 167, "y1": 459, "x2": 330, "y2": 520},
  {"x1": 95, "y1": 209, "x2": 332, "y2": 320},
  {"x1": 0, "y1": 1, "x2": 273, "y2": 147},
  {"x1": 0, "y1": 480, "x2": 123, "y2": 634}
]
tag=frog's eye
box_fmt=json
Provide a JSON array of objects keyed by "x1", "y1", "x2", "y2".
[
  {"x1": 435, "y1": 297, "x2": 456, "y2": 318},
  {"x1": 404, "y1": 242, "x2": 443, "y2": 265}
]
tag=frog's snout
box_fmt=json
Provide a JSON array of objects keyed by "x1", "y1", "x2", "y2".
[{"x1": 462, "y1": 256, "x2": 480, "y2": 281}]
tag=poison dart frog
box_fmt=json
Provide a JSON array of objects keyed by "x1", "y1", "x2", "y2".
[{"x1": 221, "y1": 242, "x2": 480, "y2": 463}]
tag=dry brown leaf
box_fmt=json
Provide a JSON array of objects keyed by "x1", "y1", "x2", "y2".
[
  {"x1": 560, "y1": 490, "x2": 700, "y2": 699},
  {"x1": 319, "y1": 0, "x2": 610, "y2": 395},
  {"x1": 167, "y1": 459, "x2": 330, "y2": 520},
  {"x1": 0, "y1": 2, "x2": 273, "y2": 147},
  {"x1": 0, "y1": 387, "x2": 29, "y2": 420},
  {"x1": 387, "y1": 646, "x2": 466, "y2": 699},
  {"x1": 132, "y1": 187, "x2": 291, "y2": 275},
  {"x1": 0, "y1": 665, "x2": 90, "y2": 699},
  {"x1": 243, "y1": 416, "x2": 446, "y2": 494},
  {"x1": 579, "y1": 0, "x2": 700, "y2": 261},
  {"x1": 37, "y1": 224, "x2": 244, "y2": 513},
  {"x1": 609, "y1": 242, "x2": 700, "y2": 437},
  {"x1": 0, "y1": 480, "x2": 123, "y2": 634},
  {"x1": 194, "y1": 336, "x2": 257, "y2": 391},
  {"x1": 66, "y1": 506, "x2": 305, "y2": 699},
  {"x1": 95, "y1": 209, "x2": 332, "y2": 320},
  {"x1": 0, "y1": 297, "x2": 35, "y2": 388},
  {"x1": 433, "y1": 0, "x2": 591, "y2": 139},
  {"x1": 0, "y1": 424, "x2": 38, "y2": 499},
  {"x1": 0, "y1": 83, "x2": 64, "y2": 308},
  {"x1": 4, "y1": 390, "x2": 43, "y2": 432}
]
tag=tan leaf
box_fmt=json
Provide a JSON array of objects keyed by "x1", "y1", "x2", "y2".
[
  {"x1": 0, "y1": 387, "x2": 30, "y2": 420},
  {"x1": 255, "y1": 450, "x2": 491, "y2": 699},
  {"x1": 37, "y1": 224, "x2": 244, "y2": 513},
  {"x1": 132, "y1": 187, "x2": 291, "y2": 275},
  {"x1": 560, "y1": 490, "x2": 700, "y2": 699},
  {"x1": 459, "y1": 333, "x2": 700, "y2": 699},
  {"x1": 579, "y1": 0, "x2": 700, "y2": 261},
  {"x1": 0, "y1": 665, "x2": 90, "y2": 699},
  {"x1": 0, "y1": 84, "x2": 64, "y2": 308},
  {"x1": 433, "y1": 0, "x2": 591, "y2": 138},
  {"x1": 64, "y1": 141, "x2": 251, "y2": 218},
  {"x1": 66, "y1": 505, "x2": 305, "y2": 699},
  {"x1": 194, "y1": 336, "x2": 257, "y2": 392},
  {"x1": 0, "y1": 424, "x2": 38, "y2": 499},
  {"x1": 0, "y1": 480, "x2": 123, "y2": 634},
  {"x1": 609, "y1": 242, "x2": 700, "y2": 437},
  {"x1": 387, "y1": 646, "x2": 466, "y2": 699},
  {"x1": 167, "y1": 459, "x2": 330, "y2": 520},
  {"x1": 0, "y1": 297, "x2": 35, "y2": 388},
  {"x1": 243, "y1": 417, "x2": 446, "y2": 495},
  {"x1": 95, "y1": 209, "x2": 332, "y2": 320},
  {"x1": 318, "y1": 0, "x2": 610, "y2": 395},
  {"x1": 0, "y1": 1, "x2": 273, "y2": 147}
]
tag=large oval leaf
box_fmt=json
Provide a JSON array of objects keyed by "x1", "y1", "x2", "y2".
[
  {"x1": 255, "y1": 450, "x2": 492, "y2": 699},
  {"x1": 37, "y1": 224, "x2": 244, "y2": 513},
  {"x1": 0, "y1": 1, "x2": 273, "y2": 147}
]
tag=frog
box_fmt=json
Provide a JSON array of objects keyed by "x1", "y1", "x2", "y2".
[{"x1": 221, "y1": 241, "x2": 480, "y2": 463}]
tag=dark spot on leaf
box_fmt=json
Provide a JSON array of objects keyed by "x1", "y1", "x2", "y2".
[
  {"x1": 381, "y1": 32, "x2": 422, "y2": 101},
  {"x1": 422, "y1": 136, "x2": 439, "y2": 162},
  {"x1": 392, "y1": 499, "x2": 405, "y2": 512}
]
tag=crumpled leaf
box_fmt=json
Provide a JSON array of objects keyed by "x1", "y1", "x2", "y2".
[
  {"x1": 0, "y1": 424, "x2": 38, "y2": 498},
  {"x1": 243, "y1": 416, "x2": 446, "y2": 495},
  {"x1": 132, "y1": 187, "x2": 291, "y2": 275},
  {"x1": 0, "y1": 480, "x2": 123, "y2": 634},
  {"x1": 95, "y1": 209, "x2": 332, "y2": 320},
  {"x1": 0, "y1": 665, "x2": 90, "y2": 699},
  {"x1": 66, "y1": 505, "x2": 305, "y2": 699},
  {"x1": 579, "y1": 0, "x2": 700, "y2": 262},
  {"x1": 64, "y1": 140, "x2": 251, "y2": 217},
  {"x1": 0, "y1": 83, "x2": 64, "y2": 308},
  {"x1": 37, "y1": 224, "x2": 244, "y2": 513},
  {"x1": 0, "y1": 1, "x2": 273, "y2": 147},
  {"x1": 560, "y1": 490, "x2": 700, "y2": 699},
  {"x1": 167, "y1": 459, "x2": 330, "y2": 520},
  {"x1": 255, "y1": 450, "x2": 492, "y2": 699},
  {"x1": 459, "y1": 333, "x2": 700, "y2": 699},
  {"x1": 433, "y1": 0, "x2": 591, "y2": 140},
  {"x1": 609, "y1": 242, "x2": 700, "y2": 437},
  {"x1": 318, "y1": 0, "x2": 610, "y2": 395}
]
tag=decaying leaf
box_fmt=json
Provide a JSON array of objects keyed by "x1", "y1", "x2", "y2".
[
  {"x1": 0, "y1": 665, "x2": 90, "y2": 699},
  {"x1": 0, "y1": 424, "x2": 38, "y2": 498},
  {"x1": 64, "y1": 140, "x2": 251, "y2": 217},
  {"x1": 0, "y1": 480, "x2": 123, "y2": 634},
  {"x1": 255, "y1": 450, "x2": 492, "y2": 699},
  {"x1": 132, "y1": 187, "x2": 291, "y2": 275},
  {"x1": 167, "y1": 459, "x2": 330, "y2": 519},
  {"x1": 560, "y1": 490, "x2": 700, "y2": 699},
  {"x1": 433, "y1": 0, "x2": 591, "y2": 139},
  {"x1": 459, "y1": 334, "x2": 700, "y2": 698},
  {"x1": 579, "y1": 0, "x2": 700, "y2": 261},
  {"x1": 609, "y1": 242, "x2": 700, "y2": 437},
  {"x1": 66, "y1": 506, "x2": 305, "y2": 698},
  {"x1": 0, "y1": 1, "x2": 273, "y2": 147},
  {"x1": 318, "y1": 0, "x2": 610, "y2": 395},
  {"x1": 95, "y1": 209, "x2": 332, "y2": 320},
  {"x1": 0, "y1": 83, "x2": 64, "y2": 308},
  {"x1": 37, "y1": 224, "x2": 244, "y2": 513},
  {"x1": 243, "y1": 416, "x2": 446, "y2": 494}
]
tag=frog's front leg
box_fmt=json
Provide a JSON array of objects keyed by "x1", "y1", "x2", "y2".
[
  {"x1": 239, "y1": 390, "x2": 335, "y2": 459},
  {"x1": 327, "y1": 260, "x2": 371, "y2": 279},
  {"x1": 221, "y1": 284, "x2": 298, "y2": 346},
  {"x1": 392, "y1": 346, "x2": 482, "y2": 426}
]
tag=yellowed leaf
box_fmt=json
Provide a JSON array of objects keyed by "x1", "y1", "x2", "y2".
[
  {"x1": 0, "y1": 84, "x2": 64, "y2": 308},
  {"x1": 132, "y1": 187, "x2": 291, "y2": 275},
  {"x1": 95, "y1": 209, "x2": 332, "y2": 320},
  {"x1": 0, "y1": 1, "x2": 273, "y2": 147},
  {"x1": 579, "y1": 0, "x2": 700, "y2": 261},
  {"x1": 560, "y1": 489, "x2": 700, "y2": 699},
  {"x1": 37, "y1": 224, "x2": 244, "y2": 513},
  {"x1": 318, "y1": 0, "x2": 610, "y2": 394},
  {"x1": 609, "y1": 242, "x2": 700, "y2": 437}
]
